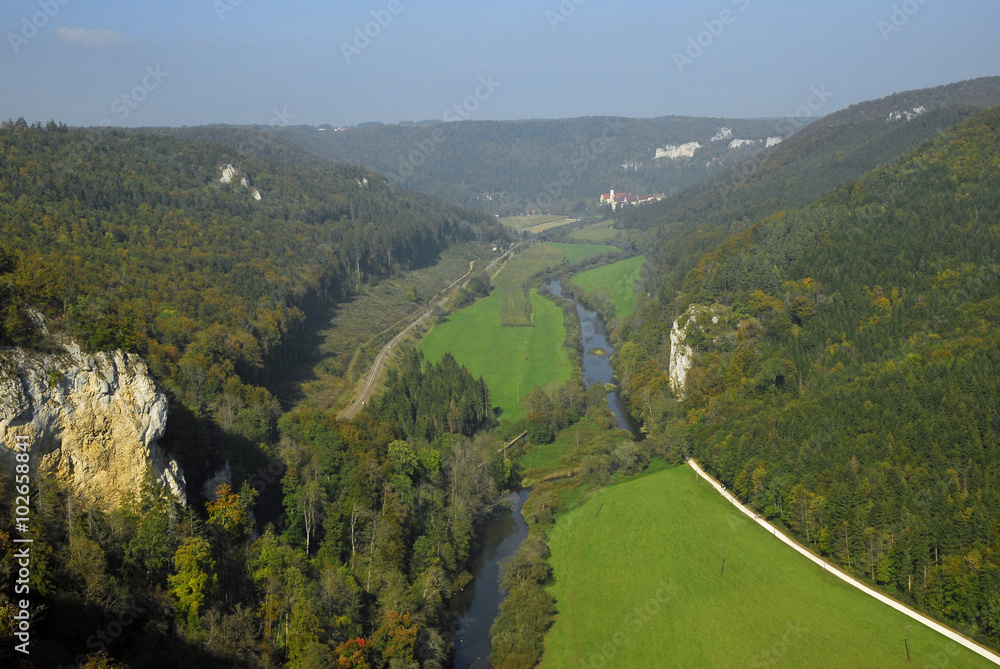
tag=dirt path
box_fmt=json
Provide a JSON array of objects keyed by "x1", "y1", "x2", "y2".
[
  {"x1": 338, "y1": 243, "x2": 525, "y2": 420},
  {"x1": 687, "y1": 459, "x2": 1000, "y2": 666}
]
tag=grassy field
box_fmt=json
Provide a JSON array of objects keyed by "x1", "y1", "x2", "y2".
[
  {"x1": 419, "y1": 288, "x2": 573, "y2": 422},
  {"x1": 520, "y1": 420, "x2": 610, "y2": 483},
  {"x1": 545, "y1": 242, "x2": 618, "y2": 264},
  {"x1": 495, "y1": 243, "x2": 565, "y2": 327},
  {"x1": 278, "y1": 242, "x2": 489, "y2": 410},
  {"x1": 500, "y1": 215, "x2": 576, "y2": 232},
  {"x1": 570, "y1": 220, "x2": 617, "y2": 243},
  {"x1": 541, "y1": 466, "x2": 994, "y2": 668},
  {"x1": 570, "y1": 255, "x2": 645, "y2": 319}
]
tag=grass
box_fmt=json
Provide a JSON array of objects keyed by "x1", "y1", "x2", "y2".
[
  {"x1": 500, "y1": 215, "x2": 576, "y2": 231},
  {"x1": 519, "y1": 420, "x2": 616, "y2": 484},
  {"x1": 545, "y1": 242, "x2": 618, "y2": 264},
  {"x1": 495, "y1": 243, "x2": 566, "y2": 327},
  {"x1": 570, "y1": 255, "x2": 646, "y2": 319},
  {"x1": 570, "y1": 220, "x2": 618, "y2": 243},
  {"x1": 277, "y1": 242, "x2": 490, "y2": 410},
  {"x1": 419, "y1": 288, "x2": 573, "y2": 422},
  {"x1": 541, "y1": 466, "x2": 994, "y2": 668}
]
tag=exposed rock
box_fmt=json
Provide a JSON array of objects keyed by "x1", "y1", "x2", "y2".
[
  {"x1": 655, "y1": 142, "x2": 701, "y2": 160},
  {"x1": 220, "y1": 163, "x2": 238, "y2": 184},
  {"x1": 669, "y1": 318, "x2": 694, "y2": 399},
  {"x1": 219, "y1": 164, "x2": 262, "y2": 201},
  {"x1": 669, "y1": 304, "x2": 732, "y2": 398},
  {"x1": 711, "y1": 127, "x2": 733, "y2": 142},
  {"x1": 766, "y1": 137, "x2": 783, "y2": 148},
  {"x1": 729, "y1": 139, "x2": 757, "y2": 149},
  {"x1": 888, "y1": 106, "x2": 926, "y2": 122},
  {"x1": 0, "y1": 342, "x2": 185, "y2": 508},
  {"x1": 202, "y1": 460, "x2": 232, "y2": 501}
]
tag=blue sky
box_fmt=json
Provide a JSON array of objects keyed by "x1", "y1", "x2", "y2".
[{"x1": 1, "y1": 0, "x2": 998, "y2": 127}]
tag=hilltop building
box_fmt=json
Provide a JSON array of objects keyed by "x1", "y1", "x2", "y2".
[{"x1": 600, "y1": 189, "x2": 666, "y2": 211}]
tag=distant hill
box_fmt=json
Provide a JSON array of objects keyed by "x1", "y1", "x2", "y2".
[
  {"x1": 618, "y1": 76, "x2": 1000, "y2": 233},
  {"x1": 615, "y1": 104, "x2": 1000, "y2": 651},
  {"x1": 276, "y1": 115, "x2": 793, "y2": 214},
  {"x1": 0, "y1": 121, "x2": 503, "y2": 484}
]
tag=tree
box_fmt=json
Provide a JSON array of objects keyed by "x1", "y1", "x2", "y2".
[{"x1": 169, "y1": 535, "x2": 218, "y2": 627}]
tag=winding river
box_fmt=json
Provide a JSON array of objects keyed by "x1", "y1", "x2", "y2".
[
  {"x1": 548, "y1": 278, "x2": 636, "y2": 434},
  {"x1": 451, "y1": 278, "x2": 634, "y2": 668},
  {"x1": 452, "y1": 489, "x2": 529, "y2": 668}
]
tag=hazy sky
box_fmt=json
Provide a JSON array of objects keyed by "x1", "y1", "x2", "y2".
[{"x1": 2, "y1": 0, "x2": 998, "y2": 127}]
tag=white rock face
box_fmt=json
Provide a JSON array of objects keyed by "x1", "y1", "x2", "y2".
[
  {"x1": 888, "y1": 106, "x2": 926, "y2": 122},
  {"x1": 220, "y1": 164, "x2": 238, "y2": 184},
  {"x1": 766, "y1": 137, "x2": 783, "y2": 148},
  {"x1": 669, "y1": 318, "x2": 694, "y2": 399},
  {"x1": 729, "y1": 139, "x2": 756, "y2": 149},
  {"x1": 711, "y1": 127, "x2": 733, "y2": 142},
  {"x1": 655, "y1": 142, "x2": 702, "y2": 160},
  {"x1": 0, "y1": 343, "x2": 185, "y2": 508}
]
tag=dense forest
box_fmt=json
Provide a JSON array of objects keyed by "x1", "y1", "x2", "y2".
[
  {"x1": 278, "y1": 116, "x2": 789, "y2": 214},
  {"x1": 0, "y1": 120, "x2": 518, "y2": 667},
  {"x1": 614, "y1": 106, "x2": 1000, "y2": 647}
]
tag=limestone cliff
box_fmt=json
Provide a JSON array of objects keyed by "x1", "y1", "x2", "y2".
[
  {"x1": 669, "y1": 303, "x2": 732, "y2": 399},
  {"x1": 669, "y1": 317, "x2": 694, "y2": 399},
  {"x1": 0, "y1": 342, "x2": 185, "y2": 508}
]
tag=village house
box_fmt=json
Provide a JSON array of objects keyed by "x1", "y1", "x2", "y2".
[{"x1": 599, "y1": 189, "x2": 667, "y2": 211}]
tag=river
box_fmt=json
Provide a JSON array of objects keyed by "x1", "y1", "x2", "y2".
[
  {"x1": 547, "y1": 278, "x2": 636, "y2": 434},
  {"x1": 452, "y1": 489, "x2": 530, "y2": 668},
  {"x1": 451, "y1": 278, "x2": 633, "y2": 668}
]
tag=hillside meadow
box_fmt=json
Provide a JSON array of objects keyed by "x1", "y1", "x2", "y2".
[
  {"x1": 570, "y1": 255, "x2": 645, "y2": 319},
  {"x1": 419, "y1": 288, "x2": 573, "y2": 422},
  {"x1": 541, "y1": 466, "x2": 993, "y2": 669}
]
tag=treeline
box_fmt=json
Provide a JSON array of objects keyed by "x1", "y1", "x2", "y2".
[
  {"x1": 617, "y1": 104, "x2": 983, "y2": 237},
  {"x1": 0, "y1": 121, "x2": 504, "y2": 488},
  {"x1": 1, "y1": 345, "x2": 515, "y2": 667},
  {"x1": 278, "y1": 116, "x2": 787, "y2": 214},
  {"x1": 614, "y1": 78, "x2": 1000, "y2": 246},
  {"x1": 615, "y1": 107, "x2": 1000, "y2": 646},
  {"x1": 369, "y1": 349, "x2": 495, "y2": 442}
]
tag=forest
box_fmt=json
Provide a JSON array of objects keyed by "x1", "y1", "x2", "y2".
[
  {"x1": 0, "y1": 120, "x2": 515, "y2": 668},
  {"x1": 613, "y1": 106, "x2": 1000, "y2": 647},
  {"x1": 277, "y1": 115, "x2": 788, "y2": 214}
]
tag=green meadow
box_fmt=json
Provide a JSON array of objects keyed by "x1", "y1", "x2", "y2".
[
  {"x1": 545, "y1": 242, "x2": 618, "y2": 264},
  {"x1": 570, "y1": 255, "x2": 645, "y2": 319},
  {"x1": 569, "y1": 220, "x2": 617, "y2": 244},
  {"x1": 500, "y1": 215, "x2": 572, "y2": 230},
  {"x1": 419, "y1": 288, "x2": 573, "y2": 422},
  {"x1": 541, "y1": 466, "x2": 993, "y2": 669},
  {"x1": 496, "y1": 243, "x2": 565, "y2": 326}
]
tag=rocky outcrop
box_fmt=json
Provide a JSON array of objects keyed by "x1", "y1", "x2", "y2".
[
  {"x1": 669, "y1": 304, "x2": 731, "y2": 399},
  {"x1": 219, "y1": 164, "x2": 262, "y2": 200},
  {"x1": 0, "y1": 343, "x2": 185, "y2": 508},
  {"x1": 655, "y1": 142, "x2": 702, "y2": 160},
  {"x1": 669, "y1": 318, "x2": 695, "y2": 399}
]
